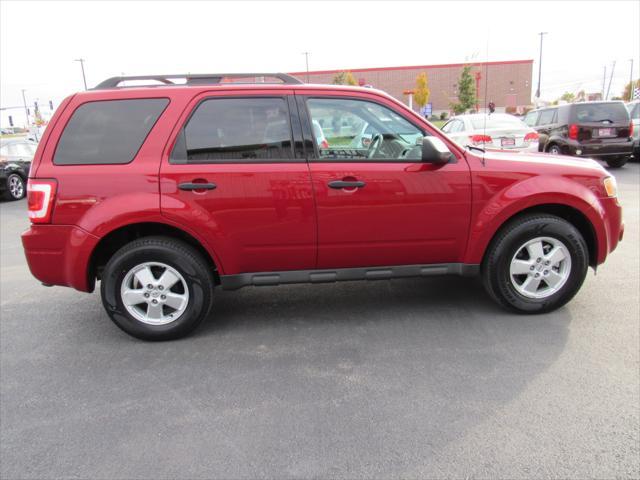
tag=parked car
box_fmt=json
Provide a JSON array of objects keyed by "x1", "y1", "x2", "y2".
[
  {"x1": 523, "y1": 102, "x2": 634, "y2": 168},
  {"x1": 22, "y1": 73, "x2": 623, "y2": 340},
  {"x1": 0, "y1": 138, "x2": 36, "y2": 200},
  {"x1": 626, "y1": 100, "x2": 639, "y2": 160},
  {"x1": 441, "y1": 113, "x2": 539, "y2": 151}
]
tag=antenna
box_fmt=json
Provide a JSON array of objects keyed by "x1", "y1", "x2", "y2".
[{"x1": 481, "y1": 29, "x2": 490, "y2": 166}]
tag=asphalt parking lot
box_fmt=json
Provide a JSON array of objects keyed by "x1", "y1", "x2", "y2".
[{"x1": 1, "y1": 163, "x2": 638, "y2": 479}]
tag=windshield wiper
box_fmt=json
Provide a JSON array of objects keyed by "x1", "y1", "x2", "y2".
[{"x1": 466, "y1": 144, "x2": 485, "y2": 153}]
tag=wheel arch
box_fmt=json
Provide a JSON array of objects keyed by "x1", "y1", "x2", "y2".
[{"x1": 88, "y1": 222, "x2": 222, "y2": 290}]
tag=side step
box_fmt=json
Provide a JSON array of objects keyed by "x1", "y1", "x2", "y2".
[{"x1": 220, "y1": 263, "x2": 479, "y2": 290}]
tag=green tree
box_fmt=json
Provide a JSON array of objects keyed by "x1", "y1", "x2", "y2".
[
  {"x1": 560, "y1": 92, "x2": 575, "y2": 103},
  {"x1": 332, "y1": 71, "x2": 358, "y2": 86},
  {"x1": 414, "y1": 72, "x2": 430, "y2": 110},
  {"x1": 622, "y1": 79, "x2": 640, "y2": 101},
  {"x1": 450, "y1": 65, "x2": 476, "y2": 115}
]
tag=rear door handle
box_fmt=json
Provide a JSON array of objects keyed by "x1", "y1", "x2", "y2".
[
  {"x1": 178, "y1": 182, "x2": 217, "y2": 191},
  {"x1": 328, "y1": 180, "x2": 366, "y2": 189}
]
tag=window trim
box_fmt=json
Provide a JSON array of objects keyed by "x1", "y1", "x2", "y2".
[
  {"x1": 297, "y1": 94, "x2": 429, "y2": 163},
  {"x1": 169, "y1": 95, "x2": 302, "y2": 165},
  {"x1": 52, "y1": 97, "x2": 170, "y2": 166}
]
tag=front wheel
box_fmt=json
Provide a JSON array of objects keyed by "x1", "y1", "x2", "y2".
[
  {"x1": 4, "y1": 174, "x2": 25, "y2": 200},
  {"x1": 605, "y1": 156, "x2": 628, "y2": 168},
  {"x1": 482, "y1": 214, "x2": 589, "y2": 313},
  {"x1": 100, "y1": 236, "x2": 215, "y2": 340}
]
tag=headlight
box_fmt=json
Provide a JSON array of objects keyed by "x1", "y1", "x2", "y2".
[{"x1": 603, "y1": 176, "x2": 617, "y2": 197}]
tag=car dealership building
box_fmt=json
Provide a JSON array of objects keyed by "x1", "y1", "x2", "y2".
[{"x1": 291, "y1": 59, "x2": 533, "y2": 115}]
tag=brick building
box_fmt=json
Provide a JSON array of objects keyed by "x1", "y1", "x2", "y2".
[{"x1": 290, "y1": 59, "x2": 533, "y2": 115}]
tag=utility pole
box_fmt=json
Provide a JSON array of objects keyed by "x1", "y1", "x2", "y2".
[
  {"x1": 21, "y1": 89, "x2": 29, "y2": 128},
  {"x1": 302, "y1": 52, "x2": 310, "y2": 83},
  {"x1": 606, "y1": 60, "x2": 616, "y2": 100},
  {"x1": 629, "y1": 59, "x2": 634, "y2": 101},
  {"x1": 74, "y1": 58, "x2": 87, "y2": 90},
  {"x1": 602, "y1": 66, "x2": 607, "y2": 100},
  {"x1": 535, "y1": 32, "x2": 548, "y2": 103}
]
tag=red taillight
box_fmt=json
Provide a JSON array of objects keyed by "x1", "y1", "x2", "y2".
[
  {"x1": 27, "y1": 179, "x2": 57, "y2": 224},
  {"x1": 470, "y1": 134, "x2": 493, "y2": 145},
  {"x1": 629, "y1": 121, "x2": 634, "y2": 137},
  {"x1": 524, "y1": 132, "x2": 539, "y2": 142},
  {"x1": 568, "y1": 124, "x2": 579, "y2": 140},
  {"x1": 320, "y1": 140, "x2": 329, "y2": 149}
]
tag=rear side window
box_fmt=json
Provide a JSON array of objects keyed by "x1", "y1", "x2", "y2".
[
  {"x1": 54, "y1": 99, "x2": 169, "y2": 165},
  {"x1": 173, "y1": 97, "x2": 293, "y2": 163},
  {"x1": 572, "y1": 102, "x2": 630, "y2": 123}
]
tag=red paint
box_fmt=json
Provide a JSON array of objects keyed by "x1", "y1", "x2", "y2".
[{"x1": 22, "y1": 82, "x2": 622, "y2": 293}]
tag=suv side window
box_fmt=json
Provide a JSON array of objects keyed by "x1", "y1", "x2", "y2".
[
  {"x1": 54, "y1": 99, "x2": 169, "y2": 165},
  {"x1": 523, "y1": 111, "x2": 539, "y2": 126},
  {"x1": 174, "y1": 97, "x2": 293, "y2": 163},
  {"x1": 306, "y1": 98, "x2": 424, "y2": 161},
  {"x1": 537, "y1": 108, "x2": 557, "y2": 126}
]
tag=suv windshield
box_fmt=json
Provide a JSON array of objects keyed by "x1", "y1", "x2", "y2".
[{"x1": 572, "y1": 102, "x2": 629, "y2": 123}]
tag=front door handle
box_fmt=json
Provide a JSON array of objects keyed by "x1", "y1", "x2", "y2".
[
  {"x1": 178, "y1": 182, "x2": 217, "y2": 191},
  {"x1": 328, "y1": 180, "x2": 366, "y2": 189}
]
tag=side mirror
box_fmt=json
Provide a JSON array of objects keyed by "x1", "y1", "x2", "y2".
[{"x1": 421, "y1": 136, "x2": 454, "y2": 164}]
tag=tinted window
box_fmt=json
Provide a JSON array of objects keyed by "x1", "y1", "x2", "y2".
[
  {"x1": 179, "y1": 97, "x2": 292, "y2": 163},
  {"x1": 572, "y1": 103, "x2": 630, "y2": 123},
  {"x1": 54, "y1": 99, "x2": 168, "y2": 165},
  {"x1": 537, "y1": 109, "x2": 557, "y2": 125},
  {"x1": 306, "y1": 98, "x2": 424, "y2": 161}
]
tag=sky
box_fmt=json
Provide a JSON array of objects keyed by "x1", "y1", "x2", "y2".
[{"x1": 1, "y1": 0, "x2": 639, "y2": 127}]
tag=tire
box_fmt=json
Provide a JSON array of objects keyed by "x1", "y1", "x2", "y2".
[
  {"x1": 4, "y1": 174, "x2": 25, "y2": 200},
  {"x1": 547, "y1": 144, "x2": 562, "y2": 155},
  {"x1": 605, "y1": 156, "x2": 628, "y2": 168},
  {"x1": 100, "y1": 236, "x2": 215, "y2": 340},
  {"x1": 482, "y1": 214, "x2": 589, "y2": 314}
]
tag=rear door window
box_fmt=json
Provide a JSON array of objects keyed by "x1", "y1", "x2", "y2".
[
  {"x1": 174, "y1": 97, "x2": 293, "y2": 163},
  {"x1": 54, "y1": 99, "x2": 169, "y2": 165}
]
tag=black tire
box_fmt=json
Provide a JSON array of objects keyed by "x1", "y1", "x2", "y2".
[
  {"x1": 100, "y1": 236, "x2": 215, "y2": 340},
  {"x1": 482, "y1": 214, "x2": 589, "y2": 314},
  {"x1": 605, "y1": 156, "x2": 628, "y2": 168},
  {"x1": 547, "y1": 144, "x2": 562, "y2": 155},
  {"x1": 4, "y1": 174, "x2": 26, "y2": 201}
]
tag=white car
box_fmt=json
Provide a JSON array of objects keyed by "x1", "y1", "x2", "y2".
[{"x1": 441, "y1": 113, "x2": 539, "y2": 152}]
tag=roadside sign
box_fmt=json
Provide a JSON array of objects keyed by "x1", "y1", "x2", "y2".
[{"x1": 420, "y1": 103, "x2": 432, "y2": 117}]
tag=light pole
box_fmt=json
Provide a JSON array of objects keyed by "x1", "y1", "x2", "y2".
[
  {"x1": 74, "y1": 58, "x2": 88, "y2": 90},
  {"x1": 629, "y1": 59, "x2": 634, "y2": 101},
  {"x1": 302, "y1": 52, "x2": 310, "y2": 83},
  {"x1": 21, "y1": 89, "x2": 29, "y2": 128},
  {"x1": 535, "y1": 32, "x2": 548, "y2": 103}
]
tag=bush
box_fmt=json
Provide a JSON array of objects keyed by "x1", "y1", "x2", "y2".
[
  {"x1": 505, "y1": 106, "x2": 517, "y2": 114},
  {"x1": 440, "y1": 112, "x2": 448, "y2": 120}
]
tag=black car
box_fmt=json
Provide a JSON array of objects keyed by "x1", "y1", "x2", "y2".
[
  {"x1": 0, "y1": 138, "x2": 36, "y2": 200},
  {"x1": 523, "y1": 101, "x2": 634, "y2": 168}
]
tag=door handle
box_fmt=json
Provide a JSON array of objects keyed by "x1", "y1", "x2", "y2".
[
  {"x1": 178, "y1": 182, "x2": 217, "y2": 191},
  {"x1": 328, "y1": 180, "x2": 366, "y2": 189}
]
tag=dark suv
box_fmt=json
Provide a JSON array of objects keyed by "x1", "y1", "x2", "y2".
[
  {"x1": 21, "y1": 73, "x2": 623, "y2": 340},
  {"x1": 524, "y1": 101, "x2": 634, "y2": 168}
]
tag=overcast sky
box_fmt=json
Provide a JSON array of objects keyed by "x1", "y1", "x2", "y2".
[{"x1": 1, "y1": 0, "x2": 639, "y2": 126}]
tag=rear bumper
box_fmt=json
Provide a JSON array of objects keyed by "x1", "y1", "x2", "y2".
[
  {"x1": 21, "y1": 224, "x2": 99, "y2": 292},
  {"x1": 566, "y1": 139, "x2": 634, "y2": 158}
]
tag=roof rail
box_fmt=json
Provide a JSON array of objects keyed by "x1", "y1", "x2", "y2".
[{"x1": 92, "y1": 73, "x2": 303, "y2": 89}]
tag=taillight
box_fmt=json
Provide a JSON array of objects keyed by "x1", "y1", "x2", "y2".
[
  {"x1": 320, "y1": 140, "x2": 329, "y2": 149},
  {"x1": 629, "y1": 121, "x2": 634, "y2": 137},
  {"x1": 27, "y1": 179, "x2": 57, "y2": 224},
  {"x1": 568, "y1": 124, "x2": 579, "y2": 140},
  {"x1": 524, "y1": 132, "x2": 539, "y2": 142},
  {"x1": 470, "y1": 134, "x2": 493, "y2": 145}
]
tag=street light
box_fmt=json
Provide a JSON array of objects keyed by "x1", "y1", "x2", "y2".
[
  {"x1": 21, "y1": 89, "x2": 29, "y2": 128},
  {"x1": 535, "y1": 32, "x2": 548, "y2": 103},
  {"x1": 302, "y1": 52, "x2": 310, "y2": 83},
  {"x1": 74, "y1": 58, "x2": 88, "y2": 90}
]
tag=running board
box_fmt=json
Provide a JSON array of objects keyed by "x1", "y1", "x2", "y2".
[{"x1": 220, "y1": 263, "x2": 479, "y2": 290}]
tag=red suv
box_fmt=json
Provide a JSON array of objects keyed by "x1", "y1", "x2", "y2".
[{"x1": 22, "y1": 73, "x2": 624, "y2": 340}]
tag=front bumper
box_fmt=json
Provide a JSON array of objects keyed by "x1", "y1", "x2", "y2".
[{"x1": 21, "y1": 225, "x2": 100, "y2": 292}]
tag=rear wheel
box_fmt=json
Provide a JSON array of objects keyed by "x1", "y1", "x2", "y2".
[
  {"x1": 482, "y1": 214, "x2": 589, "y2": 313},
  {"x1": 605, "y1": 156, "x2": 628, "y2": 168},
  {"x1": 100, "y1": 236, "x2": 215, "y2": 340},
  {"x1": 4, "y1": 174, "x2": 25, "y2": 200},
  {"x1": 547, "y1": 144, "x2": 562, "y2": 155}
]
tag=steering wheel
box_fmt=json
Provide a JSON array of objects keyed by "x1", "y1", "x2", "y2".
[{"x1": 367, "y1": 133, "x2": 384, "y2": 159}]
